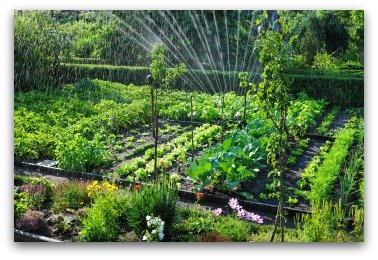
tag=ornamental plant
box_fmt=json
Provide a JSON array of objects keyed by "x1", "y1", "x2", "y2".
[
  {"x1": 228, "y1": 198, "x2": 263, "y2": 224},
  {"x1": 127, "y1": 177, "x2": 178, "y2": 239},
  {"x1": 86, "y1": 180, "x2": 118, "y2": 199},
  {"x1": 52, "y1": 181, "x2": 90, "y2": 213},
  {"x1": 142, "y1": 215, "x2": 165, "y2": 242}
]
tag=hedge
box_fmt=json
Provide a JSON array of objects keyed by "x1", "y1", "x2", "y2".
[
  {"x1": 288, "y1": 73, "x2": 364, "y2": 107},
  {"x1": 59, "y1": 63, "x2": 364, "y2": 107}
]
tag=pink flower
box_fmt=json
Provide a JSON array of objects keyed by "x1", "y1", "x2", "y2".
[
  {"x1": 255, "y1": 214, "x2": 264, "y2": 224},
  {"x1": 213, "y1": 208, "x2": 223, "y2": 216},
  {"x1": 244, "y1": 211, "x2": 255, "y2": 221},
  {"x1": 228, "y1": 198, "x2": 240, "y2": 210},
  {"x1": 237, "y1": 208, "x2": 246, "y2": 218}
]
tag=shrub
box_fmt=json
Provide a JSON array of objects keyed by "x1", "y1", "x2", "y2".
[
  {"x1": 14, "y1": 191, "x2": 28, "y2": 219},
  {"x1": 52, "y1": 181, "x2": 90, "y2": 213},
  {"x1": 20, "y1": 177, "x2": 53, "y2": 210},
  {"x1": 16, "y1": 210, "x2": 51, "y2": 236},
  {"x1": 213, "y1": 215, "x2": 252, "y2": 242},
  {"x1": 296, "y1": 200, "x2": 349, "y2": 242},
  {"x1": 79, "y1": 190, "x2": 130, "y2": 242},
  {"x1": 127, "y1": 178, "x2": 178, "y2": 239},
  {"x1": 289, "y1": 73, "x2": 363, "y2": 107},
  {"x1": 55, "y1": 133, "x2": 112, "y2": 172}
]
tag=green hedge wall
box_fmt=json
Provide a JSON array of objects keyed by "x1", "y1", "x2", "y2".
[
  {"x1": 288, "y1": 73, "x2": 364, "y2": 107},
  {"x1": 59, "y1": 63, "x2": 364, "y2": 107}
]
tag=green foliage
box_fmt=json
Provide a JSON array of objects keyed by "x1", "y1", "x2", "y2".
[
  {"x1": 338, "y1": 144, "x2": 364, "y2": 210},
  {"x1": 309, "y1": 127, "x2": 356, "y2": 202},
  {"x1": 350, "y1": 207, "x2": 364, "y2": 242},
  {"x1": 176, "y1": 207, "x2": 252, "y2": 242},
  {"x1": 79, "y1": 190, "x2": 130, "y2": 242},
  {"x1": 19, "y1": 177, "x2": 53, "y2": 210},
  {"x1": 295, "y1": 141, "x2": 331, "y2": 197},
  {"x1": 188, "y1": 118, "x2": 268, "y2": 192},
  {"x1": 297, "y1": 200, "x2": 349, "y2": 242},
  {"x1": 14, "y1": 191, "x2": 28, "y2": 219},
  {"x1": 55, "y1": 133, "x2": 112, "y2": 172},
  {"x1": 14, "y1": 11, "x2": 71, "y2": 91},
  {"x1": 52, "y1": 181, "x2": 90, "y2": 213},
  {"x1": 149, "y1": 43, "x2": 187, "y2": 88},
  {"x1": 312, "y1": 50, "x2": 339, "y2": 70},
  {"x1": 127, "y1": 178, "x2": 178, "y2": 239},
  {"x1": 213, "y1": 216, "x2": 252, "y2": 242},
  {"x1": 317, "y1": 107, "x2": 340, "y2": 135},
  {"x1": 289, "y1": 73, "x2": 363, "y2": 107}
]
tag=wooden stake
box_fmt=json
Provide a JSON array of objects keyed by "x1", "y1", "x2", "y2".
[{"x1": 190, "y1": 95, "x2": 194, "y2": 161}]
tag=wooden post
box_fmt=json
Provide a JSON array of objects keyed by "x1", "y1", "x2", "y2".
[
  {"x1": 190, "y1": 95, "x2": 194, "y2": 161},
  {"x1": 221, "y1": 92, "x2": 225, "y2": 142},
  {"x1": 243, "y1": 89, "x2": 247, "y2": 127},
  {"x1": 153, "y1": 84, "x2": 159, "y2": 181},
  {"x1": 147, "y1": 75, "x2": 155, "y2": 139}
]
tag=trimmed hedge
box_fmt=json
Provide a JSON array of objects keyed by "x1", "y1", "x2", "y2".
[
  {"x1": 59, "y1": 63, "x2": 150, "y2": 87},
  {"x1": 59, "y1": 63, "x2": 364, "y2": 107},
  {"x1": 289, "y1": 73, "x2": 363, "y2": 107}
]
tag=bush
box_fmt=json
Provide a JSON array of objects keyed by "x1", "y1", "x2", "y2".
[
  {"x1": 297, "y1": 200, "x2": 349, "y2": 242},
  {"x1": 79, "y1": 190, "x2": 130, "y2": 242},
  {"x1": 19, "y1": 177, "x2": 53, "y2": 210},
  {"x1": 55, "y1": 133, "x2": 112, "y2": 172},
  {"x1": 127, "y1": 178, "x2": 178, "y2": 239},
  {"x1": 213, "y1": 215, "x2": 252, "y2": 242},
  {"x1": 16, "y1": 210, "x2": 51, "y2": 236},
  {"x1": 14, "y1": 191, "x2": 28, "y2": 219},
  {"x1": 52, "y1": 181, "x2": 90, "y2": 213}
]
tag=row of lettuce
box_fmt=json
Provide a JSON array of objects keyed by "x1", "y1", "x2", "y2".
[{"x1": 14, "y1": 174, "x2": 363, "y2": 242}]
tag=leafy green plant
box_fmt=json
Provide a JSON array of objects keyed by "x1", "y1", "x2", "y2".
[
  {"x1": 52, "y1": 181, "x2": 90, "y2": 213},
  {"x1": 317, "y1": 106, "x2": 340, "y2": 135},
  {"x1": 309, "y1": 127, "x2": 356, "y2": 202},
  {"x1": 14, "y1": 191, "x2": 28, "y2": 219},
  {"x1": 127, "y1": 178, "x2": 178, "y2": 239},
  {"x1": 213, "y1": 215, "x2": 252, "y2": 242},
  {"x1": 79, "y1": 190, "x2": 130, "y2": 242},
  {"x1": 338, "y1": 144, "x2": 364, "y2": 210},
  {"x1": 19, "y1": 177, "x2": 53, "y2": 210},
  {"x1": 296, "y1": 200, "x2": 348, "y2": 242},
  {"x1": 55, "y1": 133, "x2": 112, "y2": 172}
]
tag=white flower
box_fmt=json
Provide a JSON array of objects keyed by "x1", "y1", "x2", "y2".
[
  {"x1": 159, "y1": 231, "x2": 164, "y2": 240},
  {"x1": 142, "y1": 235, "x2": 147, "y2": 241},
  {"x1": 146, "y1": 215, "x2": 151, "y2": 221},
  {"x1": 151, "y1": 229, "x2": 157, "y2": 234}
]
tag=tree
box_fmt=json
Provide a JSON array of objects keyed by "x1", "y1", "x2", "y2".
[
  {"x1": 14, "y1": 11, "x2": 70, "y2": 91},
  {"x1": 254, "y1": 27, "x2": 292, "y2": 242}
]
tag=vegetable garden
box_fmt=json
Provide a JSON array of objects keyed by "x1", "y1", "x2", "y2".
[{"x1": 14, "y1": 10, "x2": 364, "y2": 242}]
